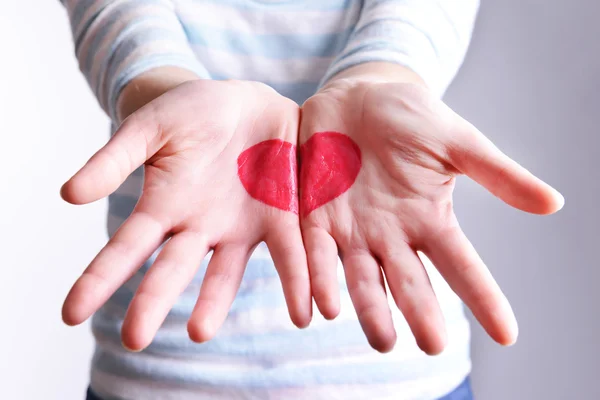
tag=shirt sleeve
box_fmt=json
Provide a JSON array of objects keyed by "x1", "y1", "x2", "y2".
[
  {"x1": 319, "y1": 0, "x2": 480, "y2": 97},
  {"x1": 61, "y1": 0, "x2": 209, "y2": 122}
]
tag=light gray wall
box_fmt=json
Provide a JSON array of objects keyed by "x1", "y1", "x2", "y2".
[
  {"x1": 444, "y1": 1, "x2": 600, "y2": 399},
  {"x1": 1, "y1": 3, "x2": 101, "y2": 399},
  {"x1": 1, "y1": 1, "x2": 597, "y2": 399}
]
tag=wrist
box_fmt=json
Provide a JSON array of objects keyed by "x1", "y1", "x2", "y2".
[
  {"x1": 116, "y1": 66, "x2": 200, "y2": 123},
  {"x1": 320, "y1": 62, "x2": 425, "y2": 92}
]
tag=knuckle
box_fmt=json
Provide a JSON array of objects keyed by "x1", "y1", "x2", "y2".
[
  {"x1": 80, "y1": 268, "x2": 111, "y2": 294},
  {"x1": 346, "y1": 272, "x2": 378, "y2": 295},
  {"x1": 395, "y1": 273, "x2": 417, "y2": 293},
  {"x1": 107, "y1": 237, "x2": 135, "y2": 259},
  {"x1": 356, "y1": 303, "x2": 379, "y2": 322},
  {"x1": 207, "y1": 270, "x2": 233, "y2": 286}
]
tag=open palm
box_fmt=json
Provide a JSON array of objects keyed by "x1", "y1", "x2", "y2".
[
  {"x1": 299, "y1": 81, "x2": 563, "y2": 354},
  {"x1": 61, "y1": 80, "x2": 311, "y2": 350}
]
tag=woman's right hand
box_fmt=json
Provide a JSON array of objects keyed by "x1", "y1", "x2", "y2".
[{"x1": 61, "y1": 77, "x2": 312, "y2": 351}]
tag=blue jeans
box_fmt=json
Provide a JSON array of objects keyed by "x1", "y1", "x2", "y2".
[
  {"x1": 439, "y1": 377, "x2": 473, "y2": 400},
  {"x1": 86, "y1": 377, "x2": 473, "y2": 399}
]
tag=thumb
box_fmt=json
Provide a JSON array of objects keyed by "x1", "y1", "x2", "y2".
[
  {"x1": 61, "y1": 112, "x2": 160, "y2": 205},
  {"x1": 448, "y1": 117, "x2": 564, "y2": 215}
]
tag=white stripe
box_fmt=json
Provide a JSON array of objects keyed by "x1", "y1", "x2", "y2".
[
  {"x1": 192, "y1": 45, "x2": 333, "y2": 82},
  {"x1": 218, "y1": 294, "x2": 359, "y2": 336},
  {"x1": 110, "y1": 244, "x2": 464, "y2": 338},
  {"x1": 91, "y1": 364, "x2": 469, "y2": 400},
  {"x1": 101, "y1": 40, "x2": 196, "y2": 110},
  {"x1": 324, "y1": 49, "x2": 442, "y2": 95},
  {"x1": 175, "y1": 0, "x2": 361, "y2": 35},
  {"x1": 251, "y1": 241, "x2": 273, "y2": 259},
  {"x1": 93, "y1": 316, "x2": 469, "y2": 374},
  {"x1": 103, "y1": 272, "x2": 468, "y2": 348},
  {"x1": 356, "y1": 2, "x2": 436, "y2": 31}
]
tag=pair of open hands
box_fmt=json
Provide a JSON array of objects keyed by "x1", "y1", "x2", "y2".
[{"x1": 61, "y1": 74, "x2": 563, "y2": 355}]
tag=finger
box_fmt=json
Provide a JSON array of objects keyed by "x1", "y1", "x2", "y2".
[
  {"x1": 422, "y1": 220, "x2": 518, "y2": 346},
  {"x1": 188, "y1": 245, "x2": 250, "y2": 343},
  {"x1": 61, "y1": 112, "x2": 160, "y2": 205},
  {"x1": 342, "y1": 250, "x2": 396, "y2": 353},
  {"x1": 448, "y1": 117, "x2": 564, "y2": 215},
  {"x1": 121, "y1": 231, "x2": 209, "y2": 351},
  {"x1": 302, "y1": 225, "x2": 340, "y2": 320},
  {"x1": 62, "y1": 211, "x2": 166, "y2": 326},
  {"x1": 266, "y1": 222, "x2": 313, "y2": 329},
  {"x1": 379, "y1": 244, "x2": 446, "y2": 355}
]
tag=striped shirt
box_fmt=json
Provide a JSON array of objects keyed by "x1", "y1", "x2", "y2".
[{"x1": 61, "y1": 1, "x2": 479, "y2": 399}]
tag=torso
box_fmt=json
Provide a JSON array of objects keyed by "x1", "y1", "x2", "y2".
[{"x1": 91, "y1": 1, "x2": 471, "y2": 398}]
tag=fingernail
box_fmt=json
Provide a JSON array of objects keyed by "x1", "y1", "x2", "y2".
[
  {"x1": 503, "y1": 307, "x2": 519, "y2": 347},
  {"x1": 188, "y1": 318, "x2": 215, "y2": 343},
  {"x1": 553, "y1": 189, "x2": 565, "y2": 210},
  {"x1": 122, "y1": 341, "x2": 143, "y2": 353}
]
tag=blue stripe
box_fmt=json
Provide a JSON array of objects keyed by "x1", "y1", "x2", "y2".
[
  {"x1": 134, "y1": 249, "x2": 284, "y2": 284},
  {"x1": 101, "y1": 255, "x2": 300, "y2": 313},
  {"x1": 71, "y1": 0, "x2": 101, "y2": 45},
  {"x1": 440, "y1": 377, "x2": 473, "y2": 400},
  {"x1": 104, "y1": 269, "x2": 297, "y2": 317},
  {"x1": 102, "y1": 22, "x2": 191, "y2": 93},
  {"x1": 99, "y1": 254, "x2": 352, "y2": 322},
  {"x1": 105, "y1": 282, "x2": 285, "y2": 319},
  {"x1": 185, "y1": 25, "x2": 353, "y2": 59},
  {"x1": 186, "y1": 0, "x2": 357, "y2": 11},
  {"x1": 351, "y1": 17, "x2": 440, "y2": 60},
  {"x1": 83, "y1": 13, "x2": 170, "y2": 73}
]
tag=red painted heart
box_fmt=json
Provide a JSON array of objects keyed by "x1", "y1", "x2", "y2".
[
  {"x1": 237, "y1": 139, "x2": 299, "y2": 214},
  {"x1": 237, "y1": 132, "x2": 361, "y2": 216},
  {"x1": 299, "y1": 131, "x2": 361, "y2": 217}
]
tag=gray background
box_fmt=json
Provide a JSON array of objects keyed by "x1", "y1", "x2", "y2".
[
  {"x1": 1, "y1": 0, "x2": 597, "y2": 399},
  {"x1": 447, "y1": 1, "x2": 599, "y2": 399}
]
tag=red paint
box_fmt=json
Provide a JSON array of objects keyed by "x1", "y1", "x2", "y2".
[
  {"x1": 237, "y1": 139, "x2": 298, "y2": 214},
  {"x1": 299, "y1": 131, "x2": 361, "y2": 217}
]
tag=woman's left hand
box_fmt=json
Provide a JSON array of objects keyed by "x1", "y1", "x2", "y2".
[{"x1": 298, "y1": 74, "x2": 564, "y2": 354}]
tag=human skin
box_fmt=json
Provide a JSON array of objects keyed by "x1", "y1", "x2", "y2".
[
  {"x1": 61, "y1": 67, "x2": 312, "y2": 351},
  {"x1": 61, "y1": 64, "x2": 563, "y2": 354},
  {"x1": 299, "y1": 62, "x2": 564, "y2": 354}
]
